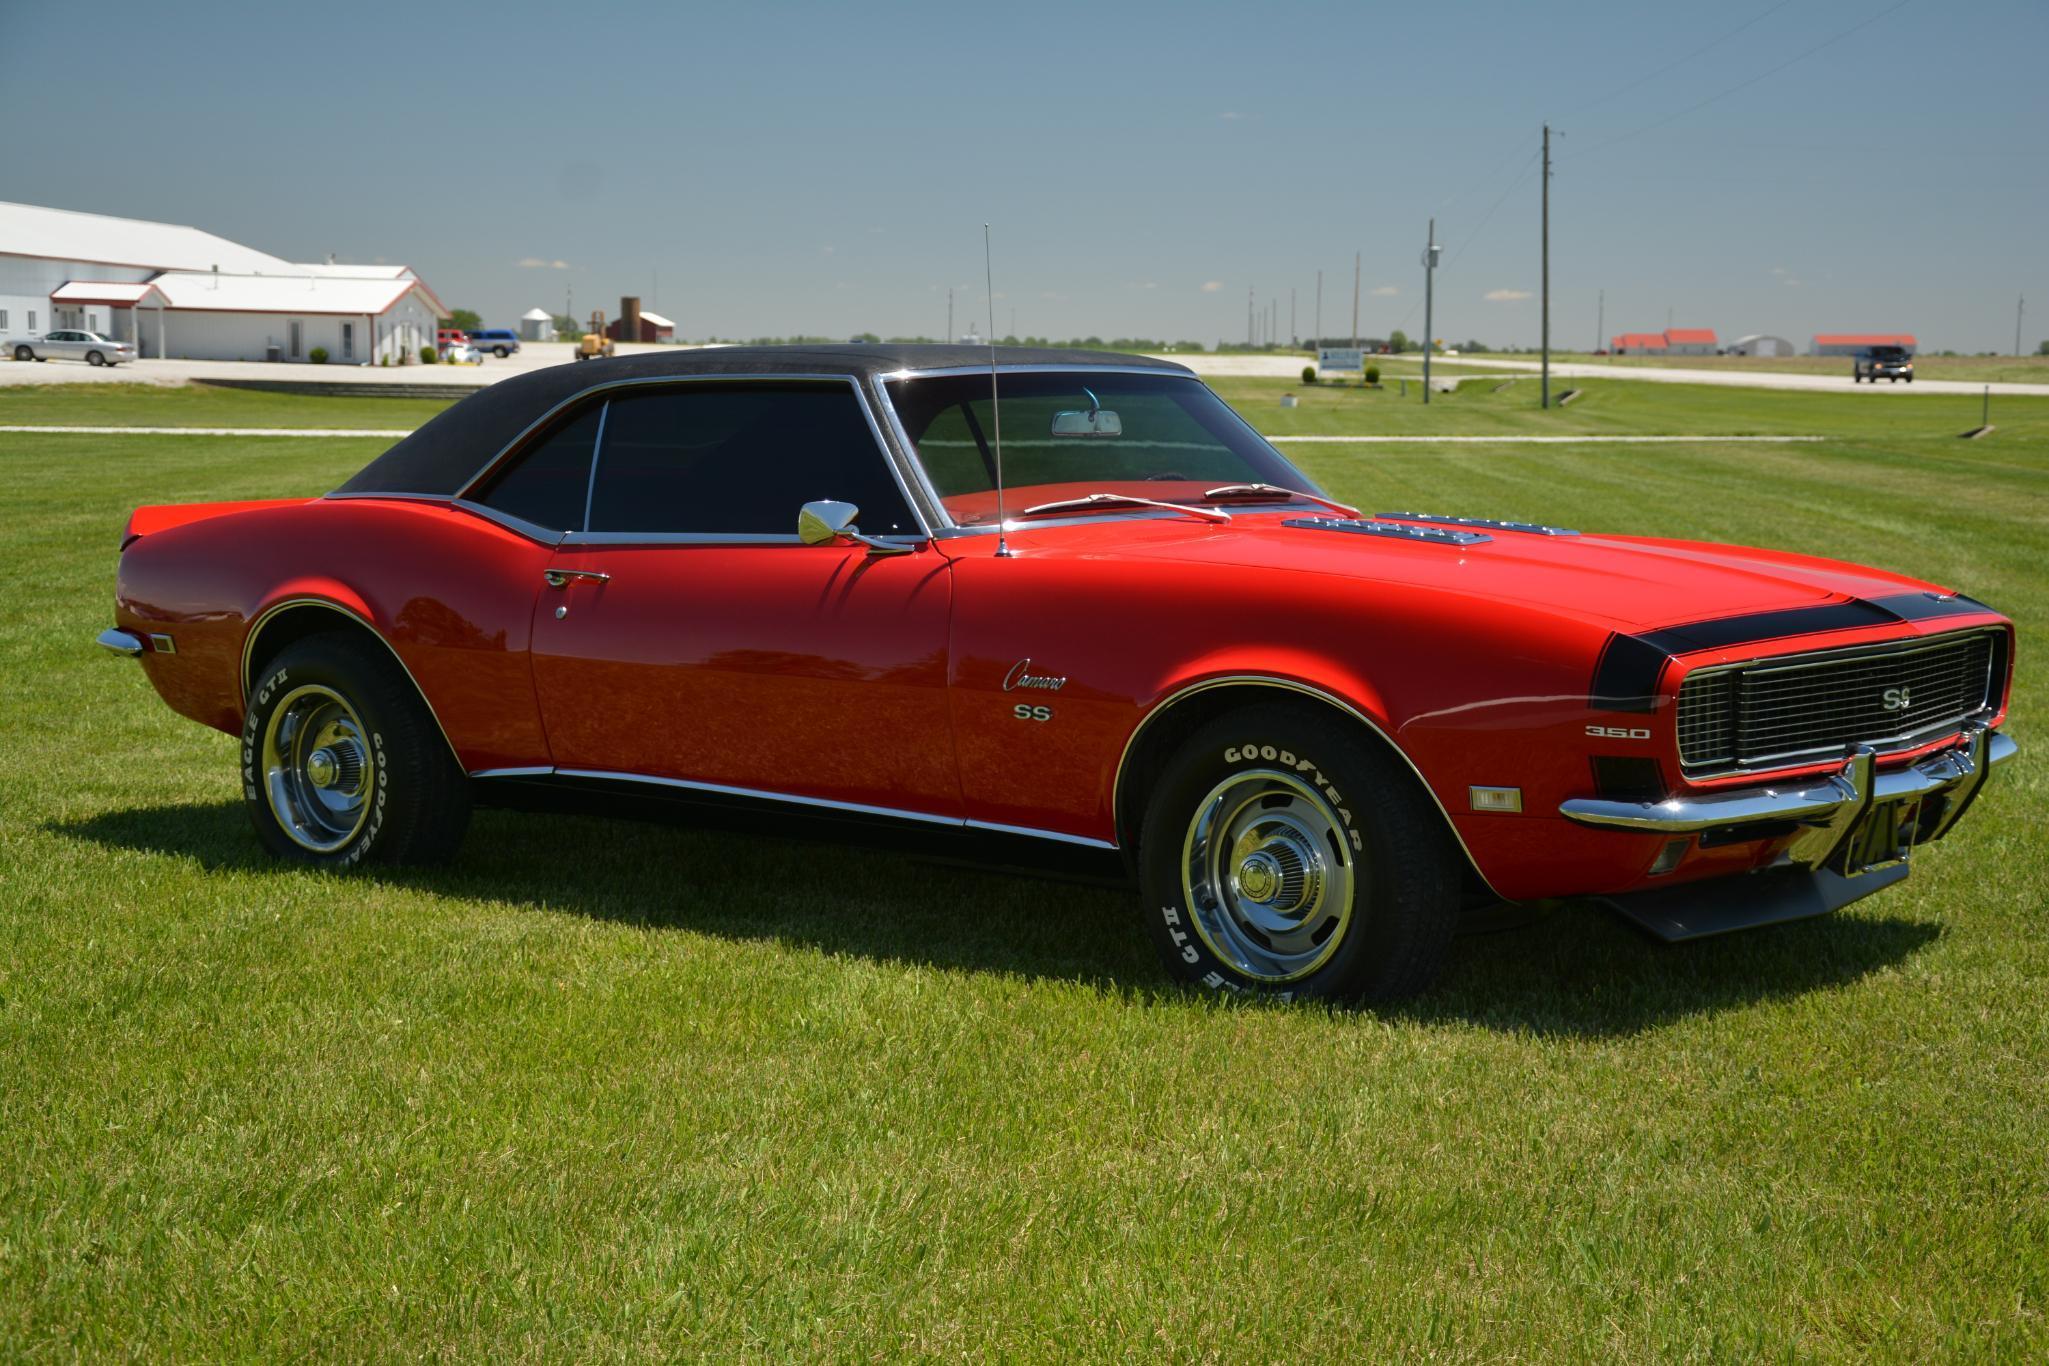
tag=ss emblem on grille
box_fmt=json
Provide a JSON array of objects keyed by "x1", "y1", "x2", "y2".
[{"x1": 1882, "y1": 687, "x2": 1911, "y2": 712}]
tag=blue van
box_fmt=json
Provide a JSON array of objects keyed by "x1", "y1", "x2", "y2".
[{"x1": 467, "y1": 328, "x2": 521, "y2": 358}]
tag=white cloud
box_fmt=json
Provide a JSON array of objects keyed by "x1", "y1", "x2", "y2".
[
  {"x1": 1370, "y1": 285, "x2": 1399, "y2": 297},
  {"x1": 1200, "y1": 280, "x2": 1224, "y2": 292},
  {"x1": 1484, "y1": 288, "x2": 1533, "y2": 302},
  {"x1": 1219, "y1": 111, "x2": 1245, "y2": 121},
  {"x1": 516, "y1": 257, "x2": 572, "y2": 270}
]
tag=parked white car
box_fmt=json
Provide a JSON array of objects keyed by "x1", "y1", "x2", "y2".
[
  {"x1": 12, "y1": 330, "x2": 137, "y2": 367},
  {"x1": 440, "y1": 339, "x2": 483, "y2": 365}
]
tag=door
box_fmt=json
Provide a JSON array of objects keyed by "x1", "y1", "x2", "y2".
[
  {"x1": 287, "y1": 320, "x2": 303, "y2": 359},
  {"x1": 469, "y1": 378, "x2": 958, "y2": 818},
  {"x1": 340, "y1": 322, "x2": 354, "y2": 361}
]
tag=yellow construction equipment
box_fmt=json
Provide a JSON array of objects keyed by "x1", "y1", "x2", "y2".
[{"x1": 576, "y1": 311, "x2": 615, "y2": 361}]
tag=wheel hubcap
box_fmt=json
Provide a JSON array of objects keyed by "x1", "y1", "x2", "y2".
[
  {"x1": 262, "y1": 685, "x2": 373, "y2": 853},
  {"x1": 1182, "y1": 769, "x2": 1359, "y2": 983}
]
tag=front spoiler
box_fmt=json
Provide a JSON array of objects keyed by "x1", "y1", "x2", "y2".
[
  {"x1": 1600, "y1": 862, "x2": 1909, "y2": 943},
  {"x1": 1560, "y1": 727, "x2": 2014, "y2": 870}
]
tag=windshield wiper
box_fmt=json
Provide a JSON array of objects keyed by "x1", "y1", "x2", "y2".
[
  {"x1": 1017, "y1": 492, "x2": 1233, "y2": 525},
  {"x1": 1202, "y1": 483, "x2": 1361, "y2": 517}
]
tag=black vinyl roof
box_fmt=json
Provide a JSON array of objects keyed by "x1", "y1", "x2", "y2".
[{"x1": 333, "y1": 345, "x2": 1193, "y2": 498}]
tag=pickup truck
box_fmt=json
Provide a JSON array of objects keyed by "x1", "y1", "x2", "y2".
[{"x1": 1854, "y1": 345, "x2": 1914, "y2": 383}]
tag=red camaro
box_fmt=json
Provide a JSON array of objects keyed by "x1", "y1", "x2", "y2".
[{"x1": 97, "y1": 347, "x2": 2018, "y2": 1000}]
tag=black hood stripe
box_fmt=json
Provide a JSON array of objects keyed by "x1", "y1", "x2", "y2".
[{"x1": 1588, "y1": 593, "x2": 1998, "y2": 713}]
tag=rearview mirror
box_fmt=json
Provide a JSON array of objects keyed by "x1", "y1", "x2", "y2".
[
  {"x1": 797, "y1": 500, "x2": 914, "y2": 556},
  {"x1": 1051, "y1": 386, "x2": 1122, "y2": 438}
]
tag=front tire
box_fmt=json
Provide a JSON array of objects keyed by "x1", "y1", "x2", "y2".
[
  {"x1": 86, "y1": 351, "x2": 106, "y2": 367},
  {"x1": 1138, "y1": 704, "x2": 1461, "y2": 1002},
  {"x1": 12, "y1": 346, "x2": 30, "y2": 362},
  {"x1": 241, "y1": 634, "x2": 471, "y2": 868}
]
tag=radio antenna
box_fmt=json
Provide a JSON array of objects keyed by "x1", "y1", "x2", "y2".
[{"x1": 985, "y1": 223, "x2": 1013, "y2": 558}]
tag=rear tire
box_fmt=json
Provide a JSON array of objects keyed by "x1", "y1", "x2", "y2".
[
  {"x1": 1137, "y1": 704, "x2": 1461, "y2": 1002},
  {"x1": 241, "y1": 634, "x2": 471, "y2": 868}
]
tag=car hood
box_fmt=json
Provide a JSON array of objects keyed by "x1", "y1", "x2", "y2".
[{"x1": 1014, "y1": 512, "x2": 1948, "y2": 634}]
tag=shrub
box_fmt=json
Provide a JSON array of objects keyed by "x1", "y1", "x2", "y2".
[
  {"x1": 420, "y1": 345, "x2": 438, "y2": 365},
  {"x1": 379, "y1": 355, "x2": 390, "y2": 367},
  {"x1": 1365, "y1": 364, "x2": 1381, "y2": 385},
  {"x1": 308, "y1": 347, "x2": 328, "y2": 365},
  {"x1": 1301, "y1": 365, "x2": 1317, "y2": 385}
]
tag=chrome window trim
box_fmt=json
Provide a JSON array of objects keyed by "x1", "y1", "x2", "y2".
[
  {"x1": 441, "y1": 372, "x2": 934, "y2": 542},
  {"x1": 239, "y1": 596, "x2": 465, "y2": 771},
  {"x1": 326, "y1": 491, "x2": 455, "y2": 504},
  {"x1": 871, "y1": 366, "x2": 1325, "y2": 535},
  {"x1": 1109, "y1": 674, "x2": 1502, "y2": 898},
  {"x1": 450, "y1": 499, "x2": 568, "y2": 546}
]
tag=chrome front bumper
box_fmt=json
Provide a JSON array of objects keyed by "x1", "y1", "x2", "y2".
[{"x1": 1561, "y1": 727, "x2": 2016, "y2": 873}]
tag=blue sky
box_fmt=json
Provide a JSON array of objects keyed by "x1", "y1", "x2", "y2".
[{"x1": 4, "y1": 0, "x2": 2042, "y2": 350}]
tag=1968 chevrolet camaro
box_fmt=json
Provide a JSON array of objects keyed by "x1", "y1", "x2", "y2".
[{"x1": 99, "y1": 346, "x2": 2017, "y2": 1000}]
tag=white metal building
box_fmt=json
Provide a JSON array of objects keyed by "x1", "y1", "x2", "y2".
[
  {"x1": 1726, "y1": 334, "x2": 1795, "y2": 357},
  {"x1": 520, "y1": 307, "x2": 555, "y2": 342},
  {"x1": 1, "y1": 200, "x2": 443, "y2": 363}
]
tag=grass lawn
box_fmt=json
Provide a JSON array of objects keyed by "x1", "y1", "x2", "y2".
[{"x1": 1, "y1": 380, "x2": 2044, "y2": 1357}]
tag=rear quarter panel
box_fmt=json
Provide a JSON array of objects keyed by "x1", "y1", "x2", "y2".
[{"x1": 117, "y1": 499, "x2": 556, "y2": 770}]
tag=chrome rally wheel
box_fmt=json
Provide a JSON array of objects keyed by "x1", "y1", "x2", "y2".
[
  {"x1": 1182, "y1": 769, "x2": 1358, "y2": 983},
  {"x1": 261, "y1": 684, "x2": 375, "y2": 853},
  {"x1": 1139, "y1": 703, "x2": 1463, "y2": 1002},
  {"x1": 241, "y1": 633, "x2": 471, "y2": 868}
]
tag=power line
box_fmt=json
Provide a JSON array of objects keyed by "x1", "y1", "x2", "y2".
[
  {"x1": 1390, "y1": 149, "x2": 1541, "y2": 333},
  {"x1": 1553, "y1": 0, "x2": 1797, "y2": 118},
  {"x1": 1568, "y1": 0, "x2": 1918, "y2": 160}
]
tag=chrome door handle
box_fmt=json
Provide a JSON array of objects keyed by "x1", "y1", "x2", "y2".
[{"x1": 543, "y1": 569, "x2": 612, "y2": 590}]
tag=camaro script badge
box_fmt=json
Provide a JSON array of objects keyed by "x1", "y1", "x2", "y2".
[{"x1": 1003, "y1": 659, "x2": 1068, "y2": 692}]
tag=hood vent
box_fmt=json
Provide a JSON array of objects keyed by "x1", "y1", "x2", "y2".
[
  {"x1": 1378, "y1": 512, "x2": 1579, "y2": 537},
  {"x1": 1282, "y1": 516, "x2": 1491, "y2": 546}
]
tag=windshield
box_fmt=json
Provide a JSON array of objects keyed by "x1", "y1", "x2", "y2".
[{"x1": 883, "y1": 371, "x2": 1320, "y2": 526}]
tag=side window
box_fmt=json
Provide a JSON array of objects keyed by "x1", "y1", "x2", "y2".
[
  {"x1": 471, "y1": 402, "x2": 605, "y2": 532},
  {"x1": 585, "y1": 383, "x2": 918, "y2": 536}
]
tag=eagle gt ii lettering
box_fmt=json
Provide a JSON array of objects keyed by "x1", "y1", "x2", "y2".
[{"x1": 94, "y1": 345, "x2": 2018, "y2": 1002}]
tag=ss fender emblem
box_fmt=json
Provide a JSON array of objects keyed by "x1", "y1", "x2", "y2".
[
  {"x1": 1586, "y1": 724, "x2": 1652, "y2": 740},
  {"x1": 1013, "y1": 704, "x2": 1053, "y2": 722}
]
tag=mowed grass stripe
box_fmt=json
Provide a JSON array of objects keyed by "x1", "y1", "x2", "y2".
[{"x1": 0, "y1": 380, "x2": 2044, "y2": 1356}]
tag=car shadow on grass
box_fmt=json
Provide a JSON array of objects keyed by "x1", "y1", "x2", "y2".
[{"x1": 55, "y1": 799, "x2": 1941, "y2": 1039}]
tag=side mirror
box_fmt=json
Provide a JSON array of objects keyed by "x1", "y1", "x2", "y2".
[{"x1": 797, "y1": 500, "x2": 914, "y2": 556}]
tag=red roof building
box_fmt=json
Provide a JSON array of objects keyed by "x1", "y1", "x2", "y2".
[
  {"x1": 1810, "y1": 333, "x2": 1916, "y2": 356},
  {"x1": 1611, "y1": 332, "x2": 1668, "y2": 353}
]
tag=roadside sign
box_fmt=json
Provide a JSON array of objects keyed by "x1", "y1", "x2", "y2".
[{"x1": 1317, "y1": 347, "x2": 1364, "y2": 373}]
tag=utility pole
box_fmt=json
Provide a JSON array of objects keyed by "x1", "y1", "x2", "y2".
[
  {"x1": 1596, "y1": 288, "x2": 1604, "y2": 355},
  {"x1": 947, "y1": 287, "x2": 954, "y2": 344},
  {"x1": 1290, "y1": 288, "x2": 1296, "y2": 348},
  {"x1": 1270, "y1": 299, "x2": 1277, "y2": 349},
  {"x1": 2017, "y1": 295, "x2": 2026, "y2": 357},
  {"x1": 1541, "y1": 122, "x2": 1552, "y2": 409},
  {"x1": 1422, "y1": 218, "x2": 1441, "y2": 405},
  {"x1": 1316, "y1": 269, "x2": 1323, "y2": 350},
  {"x1": 1248, "y1": 288, "x2": 1254, "y2": 348},
  {"x1": 1351, "y1": 252, "x2": 1361, "y2": 351}
]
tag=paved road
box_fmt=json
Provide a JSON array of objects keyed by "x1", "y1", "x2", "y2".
[
  {"x1": 7, "y1": 342, "x2": 2045, "y2": 398},
  {"x1": 1157, "y1": 351, "x2": 2049, "y2": 396},
  {"x1": 0, "y1": 341, "x2": 654, "y2": 389}
]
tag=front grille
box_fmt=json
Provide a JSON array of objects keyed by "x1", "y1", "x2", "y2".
[{"x1": 1676, "y1": 629, "x2": 2001, "y2": 777}]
